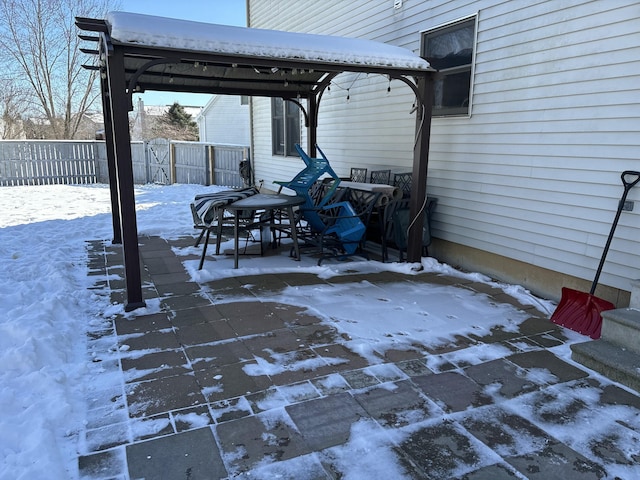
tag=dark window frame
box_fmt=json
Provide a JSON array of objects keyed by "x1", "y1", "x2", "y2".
[
  {"x1": 271, "y1": 97, "x2": 301, "y2": 156},
  {"x1": 422, "y1": 16, "x2": 477, "y2": 117}
]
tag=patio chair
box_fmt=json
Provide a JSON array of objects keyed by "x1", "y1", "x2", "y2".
[
  {"x1": 380, "y1": 197, "x2": 437, "y2": 262},
  {"x1": 275, "y1": 144, "x2": 343, "y2": 231},
  {"x1": 350, "y1": 167, "x2": 367, "y2": 183},
  {"x1": 296, "y1": 187, "x2": 382, "y2": 265},
  {"x1": 370, "y1": 169, "x2": 391, "y2": 185},
  {"x1": 393, "y1": 172, "x2": 412, "y2": 198},
  {"x1": 191, "y1": 186, "x2": 262, "y2": 269}
]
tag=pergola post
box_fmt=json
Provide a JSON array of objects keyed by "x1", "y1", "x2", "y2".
[
  {"x1": 307, "y1": 95, "x2": 318, "y2": 157},
  {"x1": 99, "y1": 72, "x2": 122, "y2": 244},
  {"x1": 104, "y1": 46, "x2": 145, "y2": 311},
  {"x1": 407, "y1": 73, "x2": 434, "y2": 263}
]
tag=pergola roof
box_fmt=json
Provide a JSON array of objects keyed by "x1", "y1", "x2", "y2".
[
  {"x1": 76, "y1": 12, "x2": 435, "y2": 311},
  {"x1": 77, "y1": 11, "x2": 432, "y2": 101}
]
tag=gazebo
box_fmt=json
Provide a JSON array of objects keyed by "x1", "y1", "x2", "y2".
[{"x1": 76, "y1": 11, "x2": 435, "y2": 311}]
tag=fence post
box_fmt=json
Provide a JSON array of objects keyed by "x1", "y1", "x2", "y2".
[
  {"x1": 143, "y1": 140, "x2": 150, "y2": 184},
  {"x1": 209, "y1": 145, "x2": 215, "y2": 186},
  {"x1": 170, "y1": 142, "x2": 176, "y2": 184}
]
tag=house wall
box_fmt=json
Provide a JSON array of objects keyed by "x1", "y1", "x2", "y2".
[
  {"x1": 247, "y1": 0, "x2": 640, "y2": 302},
  {"x1": 198, "y1": 95, "x2": 250, "y2": 146}
]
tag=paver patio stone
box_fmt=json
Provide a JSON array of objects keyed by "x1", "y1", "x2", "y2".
[
  {"x1": 172, "y1": 404, "x2": 213, "y2": 432},
  {"x1": 507, "y1": 350, "x2": 589, "y2": 384},
  {"x1": 194, "y1": 360, "x2": 273, "y2": 402},
  {"x1": 117, "y1": 329, "x2": 181, "y2": 352},
  {"x1": 219, "y1": 301, "x2": 288, "y2": 335},
  {"x1": 412, "y1": 371, "x2": 493, "y2": 412},
  {"x1": 341, "y1": 368, "x2": 381, "y2": 389},
  {"x1": 286, "y1": 392, "x2": 369, "y2": 450},
  {"x1": 186, "y1": 341, "x2": 253, "y2": 369},
  {"x1": 242, "y1": 327, "x2": 309, "y2": 354},
  {"x1": 215, "y1": 410, "x2": 311, "y2": 474},
  {"x1": 460, "y1": 462, "x2": 523, "y2": 479},
  {"x1": 78, "y1": 448, "x2": 126, "y2": 479},
  {"x1": 273, "y1": 303, "x2": 325, "y2": 326},
  {"x1": 168, "y1": 304, "x2": 225, "y2": 327},
  {"x1": 121, "y1": 349, "x2": 190, "y2": 383},
  {"x1": 149, "y1": 270, "x2": 192, "y2": 286},
  {"x1": 464, "y1": 358, "x2": 541, "y2": 399},
  {"x1": 504, "y1": 442, "x2": 606, "y2": 479},
  {"x1": 289, "y1": 323, "x2": 341, "y2": 347},
  {"x1": 126, "y1": 427, "x2": 227, "y2": 480},
  {"x1": 310, "y1": 373, "x2": 351, "y2": 395},
  {"x1": 396, "y1": 420, "x2": 493, "y2": 479},
  {"x1": 209, "y1": 396, "x2": 253, "y2": 423},
  {"x1": 154, "y1": 280, "x2": 202, "y2": 296},
  {"x1": 126, "y1": 373, "x2": 206, "y2": 417},
  {"x1": 114, "y1": 312, "x2": 171, "y2": 335},
  {"x1": 313, "y1": 343, "x2": 370, "y2": 373},
  {"x1": 160, "y1": 292, "x2": 212, "y2": 311},
  {"x1": 353, "y1": 380, "x2": 436, "y2": 428},
  {"x1": 460, "y1": 406, "x2": 553, "y2": 457},
  {"x1": 174, "y1": 319, "x2": 237, "y2": 346}
]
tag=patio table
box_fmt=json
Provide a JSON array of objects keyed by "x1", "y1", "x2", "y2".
[{"x1": 225, "y1": 193, "x2": 305, "y2": 268}]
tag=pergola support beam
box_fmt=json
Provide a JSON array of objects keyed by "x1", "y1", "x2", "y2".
[
  {"x1": 104, "y1": 46, "x2": 145, "y2": 311},
  {"x1": 407, "y1": 74, "x2": 434, "y2": 264}
]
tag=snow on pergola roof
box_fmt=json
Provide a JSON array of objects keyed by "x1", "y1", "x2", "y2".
[{"x1": 77, "y1": 11, "x2": 432, "y2": 100}]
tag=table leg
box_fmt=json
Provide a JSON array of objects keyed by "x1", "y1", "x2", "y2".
[
  {"x1": 287, "y1": 206, "x2": 300, "y2": 261},
  {"x1": 234, "y1": 212, "x2": 239, "y2": 269}
]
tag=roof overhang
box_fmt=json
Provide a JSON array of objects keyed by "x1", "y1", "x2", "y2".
[{"x1": 77, "y1": 11, "x2": 433, "y2": 103}]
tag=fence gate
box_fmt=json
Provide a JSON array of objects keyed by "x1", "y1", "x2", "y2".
[{"x1": 146, "y1": 138, "x2": 171, "y2": 184}]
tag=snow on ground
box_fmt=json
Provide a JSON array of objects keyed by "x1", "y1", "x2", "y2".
[{"x1": 0, "y1": 182, "x2": 621, "y2": 479}]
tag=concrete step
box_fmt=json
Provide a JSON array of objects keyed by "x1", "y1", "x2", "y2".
[
  {"x1": 571, "y1": 339, "x2": 640, "y2": 393},
  {"x1": 600, "y1": 308, "x2": 640, "y2": 355}
]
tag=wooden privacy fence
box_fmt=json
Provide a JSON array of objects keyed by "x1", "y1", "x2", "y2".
[
  {"x1": 0, "y1": 139, "x2": 250, "y2": 187},
  {"x1": 0, "y1": 141, "x2": 103, "y2": 186}
]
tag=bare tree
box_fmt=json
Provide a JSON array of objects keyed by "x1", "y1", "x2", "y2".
[
  {"x1": 0, "y1": 0, "x2": 116, "y2": 139},
  {"x1": 0, "y1": 79, "x2": 26, "y2": 138}
]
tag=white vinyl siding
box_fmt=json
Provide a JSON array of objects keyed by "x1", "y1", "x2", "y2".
[
  {"x1": 198, "y1": 95, "x2": 250, "y2": 146},
  {"x1": 248, "y1": 0, "x2": 640, "y2": 292}
]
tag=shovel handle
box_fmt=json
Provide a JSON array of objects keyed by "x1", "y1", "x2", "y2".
[
  {"x1": 590, "y1": 170, "x2": 640, "y2": 294},
  {"x1": 622, "y1": 171, "x2": 640, "y2": 193}
]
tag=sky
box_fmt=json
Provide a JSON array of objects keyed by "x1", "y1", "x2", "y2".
[
  {"x1": 118, "y1": 0, "x2": 247, "y2": 107},
  {"x1": 1, "y1": 182, "x2": 639, "y2": 478}
]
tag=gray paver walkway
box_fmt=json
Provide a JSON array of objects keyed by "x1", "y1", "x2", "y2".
[{"x1": 78, "y1": 236, "x2": 640, "y2": 479}]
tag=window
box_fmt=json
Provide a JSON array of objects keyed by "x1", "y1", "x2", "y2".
[
  {"x1": 240, "y1": 95, "x2": 249, "y2": 105},
  {"x1": 422, "y1": 16, "x2": 476, "y2": 116},
  {"x1": 271, "y1": 97, "x2": 301, "y2": 156}
]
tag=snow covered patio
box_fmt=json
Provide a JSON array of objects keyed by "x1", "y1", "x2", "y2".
[{"x1": 79, "y1": 234, "x2": 640, "y2": 479}]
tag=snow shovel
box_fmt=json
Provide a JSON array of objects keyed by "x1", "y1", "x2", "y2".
[{"x1": 550, "y1": 170, "x2": 640, "y2": 339}]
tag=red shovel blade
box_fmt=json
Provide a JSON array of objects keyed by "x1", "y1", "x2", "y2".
[{"x1": 550, "y1": 287, "x2": 615, "y2": 339}]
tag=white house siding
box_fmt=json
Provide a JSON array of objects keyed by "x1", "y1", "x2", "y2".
[
  {"x1": 248, "y1": 0, "x2": 640, "y2": 295},
  {"x1": 197, "y1": 95, "x2": 250, "y2": 145}
]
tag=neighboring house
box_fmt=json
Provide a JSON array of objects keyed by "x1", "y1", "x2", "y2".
[
  {"x1": 196, "y1": 95, "x2": 250, "y2": 145},
  {"x1": 247, "y1": 0, "x2": 640, "y2": 304}
]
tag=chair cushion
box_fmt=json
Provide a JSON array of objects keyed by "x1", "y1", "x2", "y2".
[{"x1": 192, "y1": 187, "x2": 259, "y2": 225}]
